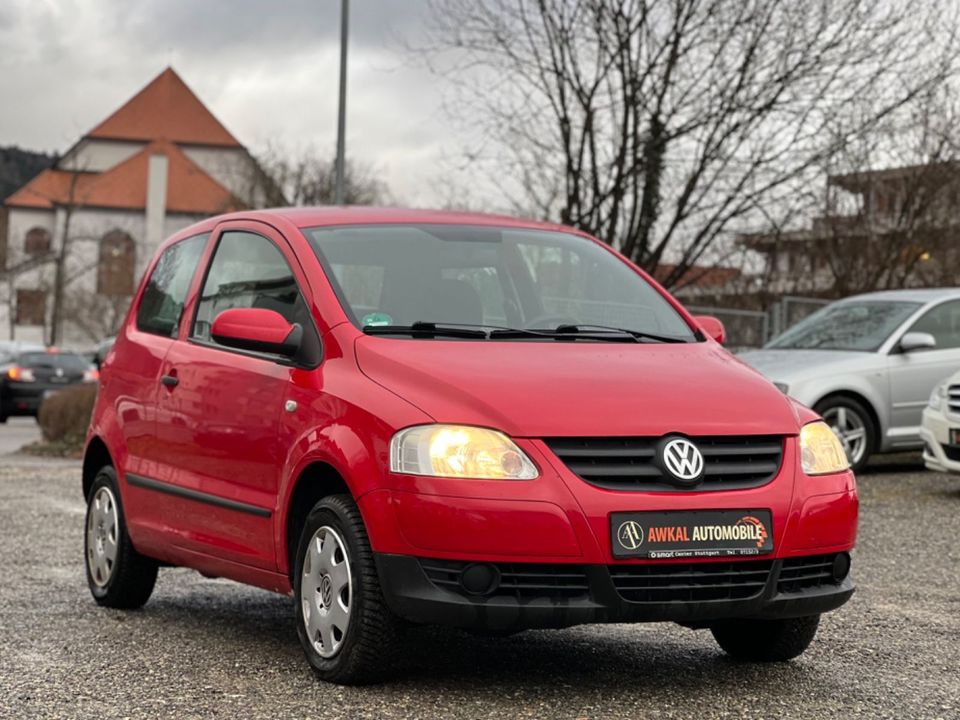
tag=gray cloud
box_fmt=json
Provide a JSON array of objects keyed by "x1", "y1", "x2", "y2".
[{"x1": 0, "y1": 0, "x2": 479, "y2": 207}]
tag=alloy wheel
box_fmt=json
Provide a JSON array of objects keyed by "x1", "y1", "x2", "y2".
[
  {"x1": 822, "y1": 406, "x2": 867, "y2": 466},
  {"x1": 300, "y1": 526, "x2": 353, "y2": 659}
]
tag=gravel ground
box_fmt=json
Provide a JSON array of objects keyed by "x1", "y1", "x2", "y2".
[{"x1": 0, "y1": 454, "x2": 958, "y2": 720}]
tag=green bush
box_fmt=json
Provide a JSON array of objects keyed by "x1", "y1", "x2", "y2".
[{"x1": 37, "y1": 383, "x2": 98, "y2": 446}]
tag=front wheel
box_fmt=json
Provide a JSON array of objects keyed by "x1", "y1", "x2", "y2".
[
  {"x1": 84, "y1": 467, "x2": 158, "y2": 608},
  {"x1": 814, "y1": 396, "x2": 875, "y2": 472},
  {"x1": 711, "y1": 615, "x2": 820, "y2": 662},
  {"x1": 294, "y1": 494, "x2": 401, "y2": 685}
]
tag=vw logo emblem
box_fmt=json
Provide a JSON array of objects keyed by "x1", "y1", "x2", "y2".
[{"x1": 662, "y1": 438, "x2": 704, "y2": 483}]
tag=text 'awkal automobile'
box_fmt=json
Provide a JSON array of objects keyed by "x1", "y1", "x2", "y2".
[{"x1": 82, "y1": 207, "x2": 858, "y2": 684}]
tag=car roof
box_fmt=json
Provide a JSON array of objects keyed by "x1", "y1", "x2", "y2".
[
  {"x1": 210, "y1": 206, "x2": 581, "y2": 234},
  {"x1": 839, "y1": 288, "x2": 960, "y2": 304}
]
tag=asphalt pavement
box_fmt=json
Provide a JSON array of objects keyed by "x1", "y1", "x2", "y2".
[
  {"x1": 0, "y1": 449, "x2": 958, "y2": 719},
  {"x1": 0, "y1": 416, "x2": 41, "y2": 455}
]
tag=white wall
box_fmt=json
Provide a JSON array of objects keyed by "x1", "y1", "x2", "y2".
[
  {"x1": 59, "y1": 138, "x2": 144, "y2": 173},
  {"x1": 182, "y1": 146, "x2": 269, "y2": 207},
  {"x1": 1, "y1": 206, "x2": 205, "y2": 347}
]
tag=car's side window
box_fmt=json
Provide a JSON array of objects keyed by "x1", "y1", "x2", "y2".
[
  {"x1": 191, "y1": 230, "x2": 313, "y2": 346},
  {"x1": 907, "y1": 300, "x2": 960, "y2": 350},
  {"x1": 136, "y1": 234, "x2": 209, "y2": 337}
]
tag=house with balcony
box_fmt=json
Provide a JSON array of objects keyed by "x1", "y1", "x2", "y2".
[{"x1": 738, "y1": 162, "x2": 960, "y2": 297}]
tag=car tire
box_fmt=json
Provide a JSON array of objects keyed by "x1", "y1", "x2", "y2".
[
  {"x1": 84, "y1": 466, "x2": 158, "y2": 609},
  {"x1": 294, "y1": 494, "x2": 402, "y2": 685},
  {"x1": 710, "y1": 614, "x2": 820, "y2": 662},
  {"x1": 814, "y1": 395, "x2": 876, "y2": 471}
]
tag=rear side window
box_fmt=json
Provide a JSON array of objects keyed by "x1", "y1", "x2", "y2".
[
  {"x1": 191, "y1": 231, "x2": 313, "y2": 343},
  {"x1": 136, "y1": 234, "x2": 208, "y2": 337}
]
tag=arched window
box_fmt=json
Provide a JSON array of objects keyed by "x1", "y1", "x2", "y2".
[
  {"x1": 97, "y1": 230, "x2": 136, "y2": 296},
  {"x1": 24, "y1": 227, "x2": 52, "y2": 257}
]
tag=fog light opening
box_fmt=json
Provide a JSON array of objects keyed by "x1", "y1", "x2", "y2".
[
  {"x1": 459, "y1": 563, "x2": 500, "y2": 596},
  {"x1": 832, "y1": 552, "x2": 851, "y2": 583}
]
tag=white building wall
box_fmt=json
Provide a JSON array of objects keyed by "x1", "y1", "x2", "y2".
[
  {"x1": 183, "y1": 146, "x2": 268, "y2": 207},
  {"x1": 59, "y1": 139, "x2": 145, "y2": 173},
  {"x1": 1, "y1": 206, "x2": 205, "y2": 347}
]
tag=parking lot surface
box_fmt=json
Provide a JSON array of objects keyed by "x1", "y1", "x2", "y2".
[{"x1": 0, "y1": 453, "x2": 957, "y2": 720}]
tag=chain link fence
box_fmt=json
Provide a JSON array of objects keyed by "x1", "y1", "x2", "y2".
[{"x1": 687, "y1": 296, "x2": 830, "y2": 349}]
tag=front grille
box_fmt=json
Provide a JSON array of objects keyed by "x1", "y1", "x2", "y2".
[
  {"x1": 777, "y1": 554, "x2": 839, "y2": 593},
  {"x1": 942, "y1": 444, "x2": 960, "y2": 462},
  {"x1": 419, "y1": 559, "x2": 590, "y2": 600},
  {"x1": 948, "y1": 385, "x2": 960, "y2": 414},
  {"x1": 544, "y1": 436, "x2": 784, "y2": 491},
  {"x1": 610, "y1": 559, "x2": 773, "y2": 603}
]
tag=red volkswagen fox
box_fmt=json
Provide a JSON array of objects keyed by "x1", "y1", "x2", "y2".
[{"x1": 83, "y1": 208, "x2": 857, "y2": 684}]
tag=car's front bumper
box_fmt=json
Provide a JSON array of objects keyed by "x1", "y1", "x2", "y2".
[
  {"x1": 920, "y1": 406, "x2": 960, "y2": 474},
  {"x1": 375, "y1": 552, "x2": 855, "y2": 631}
]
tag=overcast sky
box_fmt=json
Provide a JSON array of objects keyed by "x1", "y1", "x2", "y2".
[{"x1": 0, "y1": 0, "x2": 474, "y2": 207}]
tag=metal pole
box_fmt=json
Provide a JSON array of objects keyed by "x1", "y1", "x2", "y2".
[{"x1": 334, "y1": 0, "x2": 349, "y2": 205}]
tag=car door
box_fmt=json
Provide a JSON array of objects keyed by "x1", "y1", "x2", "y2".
[
  {"x1": 887, "y1": 299, "x2": 960, "y2": 444},
  {"x1": 151, "y1": 222, "x2": 318, "y2": 570},
  {"x1": 113, "y1": 233, "x2": 209, "y2": 483}
]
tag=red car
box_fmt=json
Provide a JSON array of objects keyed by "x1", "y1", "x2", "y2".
[{"x1": 83, "y1": 208, "x2": 857, "y2": 684}]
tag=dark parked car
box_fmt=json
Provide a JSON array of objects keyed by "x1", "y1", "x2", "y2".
[{"x1": 0, "y1": 349, "x2": 99, "y2": 421}]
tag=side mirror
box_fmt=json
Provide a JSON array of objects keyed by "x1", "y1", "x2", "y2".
[
  {"x1": 211, "y1": 308, "x2": 302, "y2": 358},
  {"x1": 693, "y1": 315, "x2": 726, "y2": 345},
  {"x1": 899, "y1": 331, "x2": 936, "y2": 353}
]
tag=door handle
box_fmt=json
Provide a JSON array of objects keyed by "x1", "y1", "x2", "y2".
[{"x1": 160, "y1": 374, "x2": 179, "y2": 388}]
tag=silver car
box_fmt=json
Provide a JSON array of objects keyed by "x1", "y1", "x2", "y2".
[{"x1": 740, "y1": 288, "x2": 960, "y2": 470}]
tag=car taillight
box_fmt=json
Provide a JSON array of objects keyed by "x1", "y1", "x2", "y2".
[
  {"x1": 8, "y1": 366, "x2": 36, "y2": 382},
  {"x1": 83, "y1": 368, "x2": 100, "y2": 382}
]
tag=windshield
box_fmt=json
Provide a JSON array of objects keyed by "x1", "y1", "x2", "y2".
[
  {"x1": 766, "y1": 300, "x2": 921, "y2": 351},
  {"x1": 304, "y1": 224, "x2": 695, "y2": 341}
]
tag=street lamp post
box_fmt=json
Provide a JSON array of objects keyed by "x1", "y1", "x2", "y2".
[{"x1": 334, "y1": 0, "x2": 349, "y2": 206}]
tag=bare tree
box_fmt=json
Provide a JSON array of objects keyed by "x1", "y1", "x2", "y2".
[
  {"x1": 256, "y1": 145, "x2": 391, "y2": 207},
  {"x1": 420, "y1": 0, "x2": 960, "y2": 288}
]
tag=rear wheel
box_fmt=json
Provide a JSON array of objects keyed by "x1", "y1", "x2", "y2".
[
  {"x1": 84, "y1": 466, "x2": 158, "y2": 608},
  {"x1": 294, "y1": 494, "x2": 401, "y2": 685},
  {"x1": 814, "y1": 396, "x2": 875, "y2": 471},
  {"x1": 711, "y1": 615, "x2": 820, "y2": 662}
]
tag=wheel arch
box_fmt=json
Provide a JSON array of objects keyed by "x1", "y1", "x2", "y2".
[
  {"x1": 282, "y1": 461, "x2": 353, "y2": 581},
  {"x1": 82, "y1": 436, "x2": 114, "y2": 501}
]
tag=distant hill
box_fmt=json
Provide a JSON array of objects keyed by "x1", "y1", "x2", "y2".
[{"x1": 0, "y1": 146, "x2": 57, "y2": 201}]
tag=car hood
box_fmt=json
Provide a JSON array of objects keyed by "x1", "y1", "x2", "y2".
[
  {"x1": 355, "y1": 337, "x2": 801, "y2": 437},
  {"x1": 738, "y1": 348, "x2": 881, "y2": 383}
]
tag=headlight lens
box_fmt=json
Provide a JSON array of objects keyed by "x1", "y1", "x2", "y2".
[
  {"x1": 799, "y1": 421, "x2": 850, "y2": 475},
  {"x1": 390, "y1": 425, "x2": 539, "y2": 480},
  {"x1": 928, "y1": 384, "x2": 946, "y2": 410}
]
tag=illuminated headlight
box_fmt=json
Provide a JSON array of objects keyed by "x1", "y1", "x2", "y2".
[
  {"x1": 928, "y1": 384, "x2": 946, "y2": 411},
  {"x1": 799, "y1": 421, "x2": 850, "y2": 475},
  {"x1": 773, "y1": 382, "x2": 789, "y2": 395},
  {"x1": 390, "y1": 425, "x2": 539, "y2": 480}
]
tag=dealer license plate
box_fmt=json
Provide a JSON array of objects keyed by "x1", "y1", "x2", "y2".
[{"x1": 611, "y1": 510, "x2": 774, "y2": 559}]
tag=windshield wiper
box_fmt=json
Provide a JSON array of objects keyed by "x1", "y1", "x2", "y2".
[
  {"x1": 550, "y1": 324, "x2": 688, "y2": 343},
  {"x1": 363, "y1": 322, "x2": 488, "y2": 339}
]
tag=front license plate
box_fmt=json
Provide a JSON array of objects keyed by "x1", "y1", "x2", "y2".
[
  {"x1": 611, "y1": 510, "x2": 774, "y2": 559},
  {"x1": 951, "y1": 428, "x2": 960, "y2": 446}
]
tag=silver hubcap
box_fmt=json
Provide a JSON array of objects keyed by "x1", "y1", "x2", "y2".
[
  {"x1": 86, "y1": 487, "x2": 119, "y2": 587},
  {"x1": 823, "y1": 406, "x2": 867, "y2": 465},
  {"x1": 300, "y1": 526, "x2": 352, "y2": 659}
]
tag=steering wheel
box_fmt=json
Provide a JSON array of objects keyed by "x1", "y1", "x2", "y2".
[{"x1": 523, "y1": 313, "x2": 579, "y2": 330}]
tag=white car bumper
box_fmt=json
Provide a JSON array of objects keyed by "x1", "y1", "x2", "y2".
[{"x1": 920, "y1": 405, "x2": 960, "y2": 474}]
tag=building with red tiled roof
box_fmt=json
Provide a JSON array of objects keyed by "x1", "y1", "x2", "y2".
[{"x1": 2, "y1": 68, "x2": 278, "y2": 345}]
